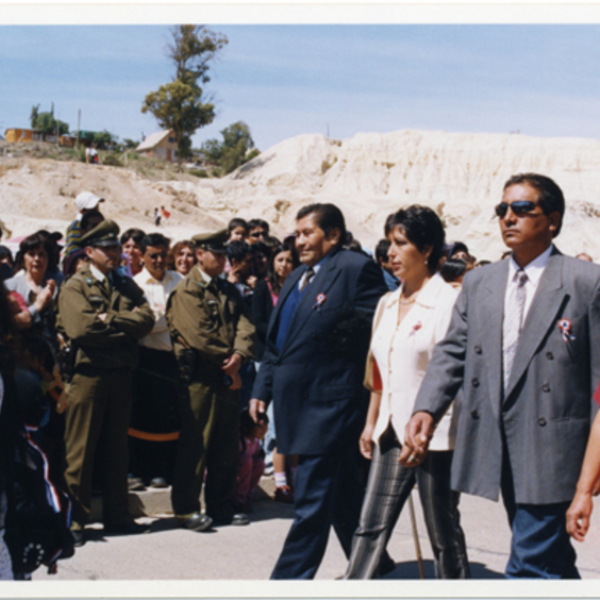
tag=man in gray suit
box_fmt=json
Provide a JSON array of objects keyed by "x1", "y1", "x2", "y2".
[{"x1": 403, "y1": 173, "x2": 600, "y2": 578}]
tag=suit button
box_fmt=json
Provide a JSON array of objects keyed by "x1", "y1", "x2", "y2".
[
  {"x1": 471, "y1": 377, "x2": 480, "y2": 388},
  {"x1": 546, "y1": 352, "x2": 554, "y2": 360},
  {"x1": 538, "y1": 417, "x2": 547, "y2": 427},
  {"x1": 474, "y1": 345, "x2": 482, "y2": 354},
  {"x1": 542, "y1": 383, "x2": 551, "y2": 393},
  {"x1": 471, "y1": 410, "x2": 480, "y2": 419}
]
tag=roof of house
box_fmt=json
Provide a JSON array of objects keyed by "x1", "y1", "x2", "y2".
[{"x1": 136, "y1": 130, "x2": 173, "y2": 152}]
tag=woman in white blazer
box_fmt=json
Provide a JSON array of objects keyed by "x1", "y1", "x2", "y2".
[{"x1": 344, "y1": 205, "x2": 470, "y2": 579}]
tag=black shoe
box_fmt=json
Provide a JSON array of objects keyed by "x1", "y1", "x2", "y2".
[
  {"x1": 212, "y1": 513, "x2": 249, "y2": 526},
  {"x1": 104, "y1": 521, "x2": 152, "y2": 535},
  {"x1": 71, "y1": 530, "x2": 85, "y2": 548},
  {"x1": 179, "y1": 513, "x2": 213, "y2": 532},
  {"x1": 150, "y1": 477, "x2": 168, "y2": 489}
]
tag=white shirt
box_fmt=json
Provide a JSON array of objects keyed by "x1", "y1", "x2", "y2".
[
  {"x1": 134, "y1": 268, "x2": 182, "y2": 351},
  {"x1": 504, "y1": 244, "x2": 553, "y2": 326},
  {"x1": 370, "y1": 274, "x2": 460, "y2": 450}
]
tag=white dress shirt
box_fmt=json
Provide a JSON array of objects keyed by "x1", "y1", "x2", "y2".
[
  {"x1": 370, "y1": 273, "x2": 459, "y2": 451},
  {"x1": 503, "y1": 244, "x2": 553, "y2": 327},
  {"x1": 134, "y1": 267, "x2": 182, "y2": 351}
]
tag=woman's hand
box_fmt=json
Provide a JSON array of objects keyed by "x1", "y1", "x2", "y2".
[
  {"x1": 359, "y1": 424, "x2": 376, "y2": 460},
  {"x1": 34, "y1": 279, "x2": 56, "y2": 312}
]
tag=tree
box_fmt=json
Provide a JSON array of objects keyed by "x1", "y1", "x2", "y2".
[
  {"x1": 30, "y1": 103, "x2": 68, "y2": 138},
  {"x1": 92, "y1": 130, "x2": 118, "y2": 150},
  {"x1": 142, "y1": 25, "x2": 227, "y2": 166},
  {"x1": 201, "y1": 121, "x2": 257, "y2": 174},
  {"x1": 123, "y1": 138, "x2": 140, "y2": 150}
]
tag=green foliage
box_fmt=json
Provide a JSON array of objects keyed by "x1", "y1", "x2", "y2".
[
  {"x1": 189, "y1": 167, "x2": 209, "y2": 178},
  {"x1": 93, "y1": 130, "x2": 118, "y2": 150},
  {"x1": 167, "y1": 25, "x2": 228, "y2": 86},
  {"x1": 30, "y1": 104, "x2": 40, "y2": 129},
  {"x1": 245, "y1": 149, "x2": 260, "y2": 162},
  {"x1": 142, "y1": 24, "x2": 227, "y2": 166},
  {"x1": 123, "y1": 138, "x2": 139, "y2": 150},
  {"x1": 210, "y1": 166, "x2": 223, "y2": 178},
  {"x1": 101, "y1": 153, "x2": 123, "y2": 167},
  {"x1": 201, "y1": 121, "x2": 258, "y2": 174}
]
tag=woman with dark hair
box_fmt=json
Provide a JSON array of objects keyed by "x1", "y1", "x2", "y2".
[
  {"x1": 120, "y1": 228, "x2": 145, "y2": 277},
  {"x1": 252, "y1": 243, "x2": 300, "y2": 502},
  {"x1": 344, "y1": 205, "x2": 469, "y2": 579},
  {"x1": 167, "y1": 240, "x2": 196, "y2": 277}
]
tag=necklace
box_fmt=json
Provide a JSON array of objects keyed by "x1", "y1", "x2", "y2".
[{"x1": 399, "y1": 296, "x2": 417, "y2": 305}]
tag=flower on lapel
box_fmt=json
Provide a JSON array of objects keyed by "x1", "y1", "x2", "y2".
[
  {"x1": 558, "y1": 318, "x2": 576, "y2": 342},
  {"x1": 313, "y1": 293, "x2": 327, "y2": 310},
  {"x1": 409, "y1": 321, "x2": 422, "y2": 336}
]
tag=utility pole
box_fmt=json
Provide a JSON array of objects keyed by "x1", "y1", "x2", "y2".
[{"x1": 77, "y1": 109, "x2": 81, "y2": 148}]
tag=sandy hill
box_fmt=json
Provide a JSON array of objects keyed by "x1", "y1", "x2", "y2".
[{"x1": 2, "y1": 129, "x2": 600, "y2": 261}]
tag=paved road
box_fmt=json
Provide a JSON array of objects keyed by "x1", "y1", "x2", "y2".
[{"x1": 29, "y1": 479, "x2": 600, "y2": 582}]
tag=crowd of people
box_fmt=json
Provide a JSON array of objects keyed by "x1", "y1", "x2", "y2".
[{"x1": 1, "y1": 173, "x2": 600, "y2": 580}]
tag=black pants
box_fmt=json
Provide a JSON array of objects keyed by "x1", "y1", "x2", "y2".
[{"x1": 344, "y1": 425, "x2": 470, "y2": 579}]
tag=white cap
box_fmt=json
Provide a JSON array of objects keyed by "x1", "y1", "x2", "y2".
[{"x1": 76, "y1": 191, "x2": 104, "y2": 212}]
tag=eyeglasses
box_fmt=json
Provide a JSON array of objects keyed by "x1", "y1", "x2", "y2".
[
  {"x1": 148, "y1": 251, "x2": 167, "y2": 260},
  {"x1": 495, "y1": 200, "x2": 539, "y2": 218}
]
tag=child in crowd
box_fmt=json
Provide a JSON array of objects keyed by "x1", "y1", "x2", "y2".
[{"x1": 235, "y1": 409, "x2": 268, "y2": 512}]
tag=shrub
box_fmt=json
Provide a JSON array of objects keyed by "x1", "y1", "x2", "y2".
[
  {"x1": 102, "y1": 153, "x2": 123, "y2": 167},
  {"x1": 211, "y1": 166, "x2": 223, "y2": 178},
  {"x1": 189, "y1": 168, "x2": 209, "y2": 178}
]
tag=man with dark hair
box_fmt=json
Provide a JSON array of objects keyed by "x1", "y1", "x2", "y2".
[
  {"x1": 130, "y1": 233, "x2": 182, "y2": 489},
  {"x1": 375, "y1": 239, "x2": 400, "y2": 291},
  {"x1": 403, "y1": 173, "x2": 600, "y2": 578},
  {"x1": 56, "y1": 220, "x2": 155, "y2": 547},
  {"x1": 247, "y1": 218, "x2": 269, "y2": 244},
  {"x1": 250, "y1": 203, "x2": 388, "y2": 579},
  {"x1": 226, "y1": 240, "x2": 254, "y2": 298}
]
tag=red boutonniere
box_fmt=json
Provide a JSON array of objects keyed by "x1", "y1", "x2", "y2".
[
  {"x1": 558, "y1": 318, "x2": 576, "y2": 342},
  {"x1": 313, "y1": 293, "x2": 327, "y2": 310},
  {"x1": 409, "y1": 321, "x2": 422, "y2": 336}
]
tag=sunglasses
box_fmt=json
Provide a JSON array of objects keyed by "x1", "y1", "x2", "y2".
[
  {"x1": 250, "y1": 231, "x2": 266, "y2": 238},
  {"x1": 148, "y1": 251, "x2": 167, "y2": 260},
  {"x1": 495, "y1": 200, "x2": 539, "y2": 218}
]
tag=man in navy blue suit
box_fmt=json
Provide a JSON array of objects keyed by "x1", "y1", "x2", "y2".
[{"x1": 250, "y1": 203, "x2": 388, "y2": 579}]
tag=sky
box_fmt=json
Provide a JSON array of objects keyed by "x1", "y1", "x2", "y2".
[{"x1": 2, "y1": 24, "x2": 600, "y2": 151}]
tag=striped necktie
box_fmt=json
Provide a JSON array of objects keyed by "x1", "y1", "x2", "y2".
[{"x1": 502, "y1": 269, "x2": 528, "y2": 393}]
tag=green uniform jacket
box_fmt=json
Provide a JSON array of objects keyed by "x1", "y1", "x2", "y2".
[
  {"x1": 56, "y1": 264, "x2": 155, "y2": 370},
  {"x1": 166, "y1": 267, "x2": 255, "y2": 369}
]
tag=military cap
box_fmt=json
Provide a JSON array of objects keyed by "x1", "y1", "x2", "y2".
[
  {"x1": 192, "y1": 229, "x2": 229, "y2": 254},
  {"x1": 81, "y1": 219, "x2": 121, "y2": 248}
]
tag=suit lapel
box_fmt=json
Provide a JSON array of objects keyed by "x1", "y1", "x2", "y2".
[
  {"x1": 266, "y1": 266, "x2": 304, "y2": 346},
  {"x1": 505, "y1": 251, "x2": 565, "y2": 399},
  {"x1": 279, "y1": 252, "x2": 342, "y2": 354},
  {"x1": 482, "y1": 261, "x2": 509, "y2": 421}
]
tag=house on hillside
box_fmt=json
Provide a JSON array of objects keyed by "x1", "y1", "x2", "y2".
[
  {"x1": 5, "y1": 128, "x2": 34, "y2": 143},
  {"x1": 135, "y1": 130, "x2": 178, "y2": 162}
]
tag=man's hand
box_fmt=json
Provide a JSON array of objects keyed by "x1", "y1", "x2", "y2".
[
  {"x1": 399, "y1": 412, "x2": 435, "y2": 467},
  {"x1": 567, "y1": 491, "x2": 594, "y2": 542},
  {"x1": 249, "y1": 398, "x2": 266, "y2": 423},
  {"x1": 221, "y1": 352, "x2": 243, "y2": 376}
]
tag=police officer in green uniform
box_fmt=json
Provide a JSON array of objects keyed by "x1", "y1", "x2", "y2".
[
  {"x1": 167, "y1": 230, "x2": 255, "y2": 532},
  {"x1": 56, "y1": 220, "x2": 155, "y2": 546}
]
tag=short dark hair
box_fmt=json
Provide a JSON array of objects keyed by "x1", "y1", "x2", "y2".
[
  {"x1": 296, "y1": 203, "x2": 347, "y2": 247},
  {"x1": 248, "y1": 218, "x2": 269, "y2": 233},
  {"x1": 227, "y1": 240, "x2": 251, "y2": 264},
  {"x1": 375, "y1": 239, "x2": 390, "y2": 263},
  {"x1": 141, "y1": 233, "x2": 171, "y2": 254},
  {"x1": 384, "y1": 205, "x2": 445, "y2": 274},
  {"x1": 228, "y1": 218, "x2": 249, "y2": 235},
  {"x1": 0, "y1": 246, "x2": 13, "y2": 267},
  {"x1": 441, "y1": 258, "x2": 468, "y2": 283},
  {"x1": 503, "y1": 173, "x2": 565, "y2": 238},
  {"x1": 80, "y1": 209, "x2": 104, "y2": 234},
  {"x1": 120, "y1": 228, "x2": 145, "y2": 246}
]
